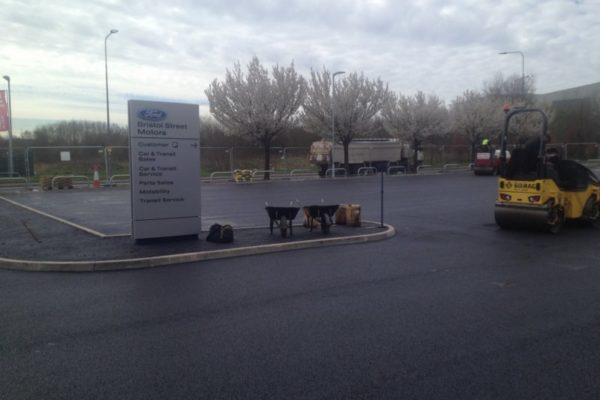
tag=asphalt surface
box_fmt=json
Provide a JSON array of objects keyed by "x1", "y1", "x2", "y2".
[
  {"x1": 3, "y1": 173, "x2": 600, "y2": 399},
  {"x1": 0, "y1": 188, "x2": 386, "y2": 264}
]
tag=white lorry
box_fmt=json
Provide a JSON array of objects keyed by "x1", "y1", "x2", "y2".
[{"x1": 310, "y1": 139, "x2": 410, "y2": 175}]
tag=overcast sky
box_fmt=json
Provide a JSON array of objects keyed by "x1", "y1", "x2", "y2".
[{"x1": 2, "y1": 0, "x2": 599, "y2": 133}]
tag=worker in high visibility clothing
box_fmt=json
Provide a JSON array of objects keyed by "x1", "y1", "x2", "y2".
[{"x1": 480, "y1": 138, "x2": 491, "y2": 154}]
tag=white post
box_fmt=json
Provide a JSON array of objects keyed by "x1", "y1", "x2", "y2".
[{"x1": 104, "y1": 29, "x2": 119, "y2": 183}]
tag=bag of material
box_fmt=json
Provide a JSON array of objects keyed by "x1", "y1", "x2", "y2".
[{"x1": 206, "y1": 224, "x2": 234, "y2": 243}]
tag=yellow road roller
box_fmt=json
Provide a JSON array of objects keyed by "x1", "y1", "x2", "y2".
[{"x1": 494, "y1": 108, "x2": 600, "y2": 233}]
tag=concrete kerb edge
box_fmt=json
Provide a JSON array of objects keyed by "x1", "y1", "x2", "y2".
[{"x1": 0, "y1": 223, "x2": 396, "y2": 272}]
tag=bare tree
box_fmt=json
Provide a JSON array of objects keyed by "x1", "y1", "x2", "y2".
[
  {"x1": 382, "y1": 91, "x2": 449, "y2": 168},
  {"x1": 483, "y1": 72, "x2": 536, "y2": 107},
  {"x1": 450, "y1": 90, "x2": 497, "y2": 161},
  {"x1": 205, "y1": 56, "x2": 306, "y2": 179},
  {"x1": 303, "y1": 68, "x2": 391, "y2": 172},
  {"x1": 483, "y1": 73, "x2": 541, "y2": 140},
  {"x1": 29, "y1": 120, "x2": 127, "y2": 146}
]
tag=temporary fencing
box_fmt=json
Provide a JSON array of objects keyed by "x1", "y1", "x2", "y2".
[{"x1": 1, "y1": 142, "x2": 598, "y2": 188}]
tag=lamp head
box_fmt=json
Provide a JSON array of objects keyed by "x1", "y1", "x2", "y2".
[
  {"x1": 110, "y1": 29, "x2": 119, "y2": 34},
  {"x1": 2, "y1": 75, "x2": 9, "y2": 82},
  {"x1": 499, "y1": 51, "x2": 523, "y2": 56}
]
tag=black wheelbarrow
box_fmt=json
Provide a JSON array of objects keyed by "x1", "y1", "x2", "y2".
[
  {"x1": 265, "y1": 206, "x2": 300, "y2": 238},
  {"x1": 303, "y1": 205, "x2": 339, "y2": 234}
]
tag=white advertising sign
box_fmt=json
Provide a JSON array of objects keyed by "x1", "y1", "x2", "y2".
[
  {"x1": 128, "y1": 100, "x2": 201, "y2": 240},
  {"x1": 60, "y1": 151, "x2": 71, "y2": 162}
]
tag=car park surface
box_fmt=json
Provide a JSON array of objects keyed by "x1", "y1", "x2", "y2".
[{"x1": 2, "y1": 173, "x2": 600, "y2": 399}]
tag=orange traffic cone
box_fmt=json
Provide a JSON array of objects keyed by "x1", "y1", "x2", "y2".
[{"x1": 93, "y1": 166, "x2": 101, "y2": 188}]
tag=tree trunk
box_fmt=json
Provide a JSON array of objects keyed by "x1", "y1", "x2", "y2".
[
  {"x1": 263, "y1": 143, "x2": 271, "y2": 180},
  {"x1": 343, "y1": 141, "x2": 350, "y2": 175},
  {"x1": 471, "y1": 132, "x2": 482, "y2": 163}
]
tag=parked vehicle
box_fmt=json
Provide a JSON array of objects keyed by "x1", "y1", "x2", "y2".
[
  {"x1": 473, "y1": 147, "x2": 510, "y2": 175},
  {"x1": 308, "y1": 139, "x2": 332, "y2": 177},
  {"x1": 309, "y1": 139, "x2": 410, "y2": 175}
]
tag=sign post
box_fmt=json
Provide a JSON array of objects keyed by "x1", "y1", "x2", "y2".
[
  {"x1": 128, "y1": 100, "x2": 201, "y2": 240},
  {"x1": 380, "y1": 170, "x2": 384, "y2": 228}
]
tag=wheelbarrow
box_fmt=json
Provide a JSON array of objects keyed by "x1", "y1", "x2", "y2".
[
  {"x1": 265, "y1": 206, "x2": 300, "y2": 238},
  {"x1": 303, "y1": 205, "x2": 339, "y2": 234}
]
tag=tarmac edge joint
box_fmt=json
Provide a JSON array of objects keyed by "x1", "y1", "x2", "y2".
[{"x1": 0, "y1": 223, "x2": 396, "y2": 273}]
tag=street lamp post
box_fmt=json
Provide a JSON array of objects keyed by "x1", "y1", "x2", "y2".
[
  {"x1": 104, "y1": 29, "x2": 119, "y2": 181},
  {"x1": 499, "y1": 51, "x2": 525, "y2": 96},
  {"x1": 2, "y1": 75, "x2": 13, "y2": 176},
  {"x1": 330, "y1": 70, "x2": 345, "y2": 177}
]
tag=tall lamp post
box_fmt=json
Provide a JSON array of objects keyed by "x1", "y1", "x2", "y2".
[
  {"x1": 499, "y1": 51, "x2": 525, "y2": 96},
  {"x1": 105, "y1": 29, "x2": 118, "y2": 137},
  {"x1": 2, "y1": 75, "x2": 13, "y2": 176},
  {"x1": 104, "y1": 29, "x2": 119, "y2": 181},
  {"x1": 330, "y1": 70, "x2": 345, "y2": 177}
]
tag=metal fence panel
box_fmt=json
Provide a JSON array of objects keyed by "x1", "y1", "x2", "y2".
[
  {"x1": 9, "y1": 142, "x2": 598, "y2": 183},
  {"x1": 564, "y1": 143, "x2": 600, "y2": 161},
  {"x1": 26, "y1": 146, "x2": 106, "y2": 181},
  {"x1": 0, "y1": 147, "x2": 30, "y2": 177}
]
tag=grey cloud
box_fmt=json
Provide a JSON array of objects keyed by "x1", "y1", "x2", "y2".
[{"x1": 2, "y1": 0, "x2": 599, "y2": 125}]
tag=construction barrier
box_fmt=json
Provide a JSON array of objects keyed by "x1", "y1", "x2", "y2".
[
  {"x1": 233, "y1": 169, "x2": 253, "y2": 182},
  {"x1": 92, "y1": 166, "x2": 101, "y2": 188}
]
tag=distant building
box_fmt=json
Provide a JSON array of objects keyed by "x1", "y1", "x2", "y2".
[
  {"x1": 537, "y1": 82, "x2": 600, "y2": 107},
  {"x1": 536, "y1": 82, "x2": 600, "y2": 147}
]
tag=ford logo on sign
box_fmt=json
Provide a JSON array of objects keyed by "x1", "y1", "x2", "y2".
[{"x1": 138, "y1": 109, "x2": 167, "y2": 122}]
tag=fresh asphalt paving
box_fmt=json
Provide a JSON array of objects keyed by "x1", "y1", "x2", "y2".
[
  {"x1": 0, "y1": 180, "x2": 389, "y2": 263},
  {"x1": 3, "y1": 173, "x2": 600, "y2": 399},
  {"x1": 0, "y1": 193, "x2": 384, "y2": 265}
]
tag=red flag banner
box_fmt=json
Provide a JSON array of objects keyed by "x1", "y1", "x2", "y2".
[{"x1": 0, "y1": 90, "x2": 8, "y2": 131}]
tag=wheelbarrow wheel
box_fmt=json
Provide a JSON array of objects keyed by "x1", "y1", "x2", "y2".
[
  {"x1": 320, "y1": 213, "x2": 331, "y2": 234},
  {"x1": 280, "y1": 216, "x2": 288, "y2": 238}
]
